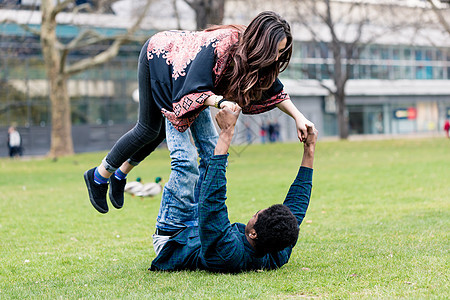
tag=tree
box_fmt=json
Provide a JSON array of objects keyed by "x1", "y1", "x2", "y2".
[
  {"x1": 182, "y1": 0, "x2": 225, "y2": 29},
  {"x1": 2, "y1": 0, "x2": 153, "y2": 158},
  {"x1": 292, "y1": 0, "x2": 405, "y2": 139},
  {"x1": 427, "y1": 0, "x2": 450, "y2": 34},
  {"x1": 43, "y1": 0, "x2": 154, "y2": 158}
]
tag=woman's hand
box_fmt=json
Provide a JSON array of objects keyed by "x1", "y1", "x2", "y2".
[
  {"x1": 276, "y1": 99, "x2": 314, "y2": 142},
  {"x1": 296, "y1": 116, "x2": 315, "y2": 142}
]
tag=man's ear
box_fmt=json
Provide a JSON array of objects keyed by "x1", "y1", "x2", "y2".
[{"x1": 248, "y1": 229, "x2": 258, "y2": 240}]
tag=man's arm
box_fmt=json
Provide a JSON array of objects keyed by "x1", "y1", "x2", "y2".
[
  {"x1": 197, "y1": 108, "x2": 242, "y2": 270},
  {"x1": 300, "y1": 125, "x2": 317, "y2": 168},
  {"x1": 214, "y1": 107, "x2": 241, "y2": 155},
  {"x1": 283, "y1": 125, "x2": 317, "y2": 226}
]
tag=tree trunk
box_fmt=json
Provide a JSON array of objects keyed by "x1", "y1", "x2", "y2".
[
  {"x1": 48, "y1": 74, "x2": 74, "y2": 157},
  {"x1": 40, "y1": 0, "x2": 74, "y2": 157},
  {"x1": 187, "y1": 0, "x2": 225, "y2": 30},
  {"x1": 331, "y1": 39, "x2": 349, "y2": 139},
  {"x1": 335, "y1": 91, "x2": 349, "y2": 139}
]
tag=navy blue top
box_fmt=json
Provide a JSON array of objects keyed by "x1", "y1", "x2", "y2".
[{"x1": 150, "y1": 155, "x2": 313, "y2": 272}]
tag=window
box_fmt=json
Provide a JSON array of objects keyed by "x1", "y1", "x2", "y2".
[
  {"x1": 370, "y1": 47, "x2": 380, "y2": 60},
  {"x1": 320, "y1": 64, "x2": 330, "y2": 79},
  {"x1": 425, "y1": 49, "x2": 433, "y2": 61},
  {"x1": 435, "y1": 67, "x2": 444, "y2": 79},
  {"x1": 416, "y1": 66, "x2": 425, "y2": 79},
  {"x1": 319, "y1": 42, "x2": 330, "y2": 59},
  {"x1": 393, "y1": 66, "x2": 402, "y2": 79},
  {"x1": 404, "y1": 66, "x2": 413, "y2": 79},
  {"x1": 380, "y1": 47, "x2": 389, "y2": 60},
  {"x1": 306, "y1": 44, "x2": 317, "y2": 58},
  {"x1": 436, "y1": 49, "x2": 443, "y2": 61},
  {"x1": 415, "y1": 49, "x2": 424, "y2": 61},
  {"x1": 359, "y1": 65, "x2": 370, "y2": 79},
  {"x1": 404, "y1": 49, "x2": 412, "y2": 60},
  {"x1": 307, "y1": 64, "x2": 317, "y2": 79},
  {"x1": 393, "y1": 49, "x2": 400, "y2": 60}
]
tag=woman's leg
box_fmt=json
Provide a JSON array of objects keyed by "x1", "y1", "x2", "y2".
[
  {"x1": 109, "y1": 124, "x2": 166, "y2": 209},
  {"x1": 100, "y1": 39, "x2": 163, "y2": 177},
  {"x1": 84, "y1": 39, "x2": 163, "y2": 213},
  {"x1": 111, "y1": 122, "x2": 166, "y2": 179}
]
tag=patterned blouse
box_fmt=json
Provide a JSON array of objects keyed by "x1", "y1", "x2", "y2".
[{"x1": 146, "y1": 28, "x2": 290, "y2": 132}]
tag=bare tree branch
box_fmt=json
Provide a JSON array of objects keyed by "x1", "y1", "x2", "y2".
[
  {"x1": 293, "y1": 2, "x2": 321, "y2": 43},
  {"x1": 64, "y1": 0, "x2": 152, "y2": 75},
  {"x1": 173, "y1": 0, "x2": 182, "y2": 29},
  {"x1": 64, "y1": 29, "x2": 103, "y2": 50},
  {"x1": 72, "y1": 3, "x2": 93, "y2": 14},
  {"x1": 51, "y1": 0, "x2": 75, "y2": 19},
  {"x1": 1, "y1": 18, "x2": 41, "y2": 36},
  {"x1": 427, "y1": 0, "x2": 450, "y2": 33}
]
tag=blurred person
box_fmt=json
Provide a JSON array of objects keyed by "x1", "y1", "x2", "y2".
[
  {"x1": 7, "y1": 126, "x2": 22, "y2": 158},
  {"x1": 244, "y1": 120, "x2": 252, "y2": 144},
  {"x1": 444, "y1": 119, "x2": 450, "y2": 139},
  {"x1": 268, "y1": 121, "x2": 275, "y2": 142},
  {"x1": 260, "y1": 121, "x2": 267, "y2": 144},
  {"x1": 84, "y1": 11, "x2": 313, "y2": 214},
  {"x1": 150, "y1": 107, "x2": 317, "y2": 272},
  {"x1": 274, "y1": 119, "x2": 281, "y2": 141}
]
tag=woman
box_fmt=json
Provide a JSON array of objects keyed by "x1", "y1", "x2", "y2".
[{"x1": 84, "y1": 11, "x2": 313, "y2": 214}]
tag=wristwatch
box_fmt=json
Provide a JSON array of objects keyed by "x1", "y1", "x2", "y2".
[{"x1": 214, "y1": 95, "x2": 227, "y2": 109}]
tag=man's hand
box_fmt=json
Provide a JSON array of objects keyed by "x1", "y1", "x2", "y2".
[
  {"x1": 220, "y1": 101, "x2": 241, "y2": 112},
  {"x1": 303, "y1": 124, "x2": 318, "y2": 148},
  {"x1": 301, "y1": 124, "x2": 318, "y2": 169},
  {"x1": 215, "y1": 106, "x2": 241, "y2": 133},
  {"x1": 214, "y1": 107, "x2": 241, "y2": 155}
]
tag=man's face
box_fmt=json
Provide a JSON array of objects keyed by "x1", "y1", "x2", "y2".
[{"x1": 245, "y1": 208, "x2": 267, "y2": 235}]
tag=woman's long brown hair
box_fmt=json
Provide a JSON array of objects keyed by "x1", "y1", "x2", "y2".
[{"x1": 207, "y1": 11, "x2": 293, "y2": 107}]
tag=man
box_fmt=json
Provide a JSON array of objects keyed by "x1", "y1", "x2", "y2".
[
  {"x1": 150, "y1": 107, "x2": 317, "y2": 272},
  {"x1": 8, "y1": 126, "x2": 22, "y2": 158}
]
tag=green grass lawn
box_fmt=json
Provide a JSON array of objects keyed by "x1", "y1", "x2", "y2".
[{"x1": 0, "y1": 138, "x2": 448, "y2": 299}]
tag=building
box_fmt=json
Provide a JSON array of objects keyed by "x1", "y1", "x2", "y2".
[
  {"x1": 227, "y1": 0, "x2": 450, "y2": 142},
  {"x1": 0, "y1": 0, "x2": 449, "y2": 156}
]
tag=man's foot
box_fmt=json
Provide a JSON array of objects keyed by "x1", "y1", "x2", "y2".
[
  {"x1": 109, "y1": 175, "x2": 126, "y2": 209},
  {"x1": 84, "y1": 168, "x2": 109, "y2": 213}
]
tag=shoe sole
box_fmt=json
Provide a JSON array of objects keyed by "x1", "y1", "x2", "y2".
[
  {"x1": 109, "y1": 188, "x2": 123, "y2": 209},
  {"x1": 84, "y1": 171, "x2": 108, "y2": 214}
]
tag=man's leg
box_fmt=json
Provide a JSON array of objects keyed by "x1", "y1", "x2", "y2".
[
  {"x1": 155, "y1": 119, "x2": 200, "y2": 233},
  {"x1": 153, "y1": 110, "x2": 217, "y2": 255}
]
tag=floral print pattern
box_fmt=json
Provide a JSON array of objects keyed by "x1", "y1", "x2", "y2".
[{"x1": 147, "y1": 29, "x2": 239, "y2": 80}]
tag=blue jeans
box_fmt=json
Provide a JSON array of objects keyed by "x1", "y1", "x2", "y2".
[{"x1": 156, "y1": 108, "x2": 218, "y2": 232}]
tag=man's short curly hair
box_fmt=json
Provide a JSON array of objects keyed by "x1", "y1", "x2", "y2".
[{"x1": 253, "y1": 204, "x2": 299, "y2": 256}]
